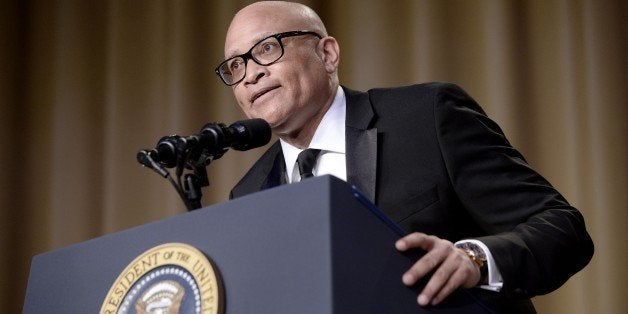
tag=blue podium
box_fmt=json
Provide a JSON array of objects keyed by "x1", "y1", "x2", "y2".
[{"x1": 24, "y1": 176, "x2": 491, "y2": 313}]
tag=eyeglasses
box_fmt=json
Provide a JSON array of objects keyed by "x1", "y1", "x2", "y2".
[{"x1": 215, "y1": 30, "x2": 322, "y2": 86}]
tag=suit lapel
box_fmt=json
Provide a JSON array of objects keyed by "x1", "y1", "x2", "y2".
[
  {"x1": 261, "y1": 146, "x2": 286, "y2": 190},
  {"x1": 343, "y1": 86, "x2": 378, "y2": 203},
  {"x1": 230, "y1": 141, "x2": 285, "y2": 199}
]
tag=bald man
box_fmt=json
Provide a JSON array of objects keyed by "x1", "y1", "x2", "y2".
[{"x1": 216, "y1": 2, "x2": 593, "y2": 313}]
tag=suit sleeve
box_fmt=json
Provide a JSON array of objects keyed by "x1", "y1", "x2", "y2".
[{"x1": 432, "y1": 84, "x2": 593, "y2": 299}]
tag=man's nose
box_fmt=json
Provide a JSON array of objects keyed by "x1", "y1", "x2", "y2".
[{"x1": 243, "y1": 60, "x2": 267, "y2": 84}]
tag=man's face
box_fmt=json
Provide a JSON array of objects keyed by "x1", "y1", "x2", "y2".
[{"x1": 224, "y1": 7, "x2": 332, "y2": 136}]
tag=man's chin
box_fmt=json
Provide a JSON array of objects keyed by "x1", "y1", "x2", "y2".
[{"x1": 265, "y1": 119, "x2": 291, "y2": 136}]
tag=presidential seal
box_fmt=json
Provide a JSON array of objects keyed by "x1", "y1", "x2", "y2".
[{"x1": 100, "y1": 243, "x2": 224, "y2": 314}]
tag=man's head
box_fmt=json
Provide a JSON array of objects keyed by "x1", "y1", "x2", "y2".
[{"x1": 220, "y1": 1, "x2": 340, "y2": 145}]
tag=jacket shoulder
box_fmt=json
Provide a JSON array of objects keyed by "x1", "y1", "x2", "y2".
[{"x1": 365, "y1": 82, "x2": 472, "y2": 100}]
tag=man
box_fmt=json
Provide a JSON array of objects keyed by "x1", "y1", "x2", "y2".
[{"x1": 216, "y1": 1, "x2": 593, "y2": 312}]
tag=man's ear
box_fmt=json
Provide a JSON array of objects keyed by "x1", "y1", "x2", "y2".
[{"x1": 317, "y1": 37, "x2": 340, "y2": 73}]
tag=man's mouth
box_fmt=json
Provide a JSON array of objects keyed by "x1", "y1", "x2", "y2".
[{"x1": 250, "y1": 86, "x2": 279, "y2": 104}]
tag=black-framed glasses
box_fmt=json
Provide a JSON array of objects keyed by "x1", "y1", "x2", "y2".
[{"x1": 215, "y1": 30, "x2": 322, "y2": 86}]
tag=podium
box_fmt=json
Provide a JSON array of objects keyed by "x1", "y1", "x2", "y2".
[{"x1": 24, "y1": 176, "x2": 491, "y2": 313}]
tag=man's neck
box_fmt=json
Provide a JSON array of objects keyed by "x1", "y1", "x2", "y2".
[
  {"x1": 278, "y1": 110, "x2": 328, "y2": 148},
  {"x1": 276, "y1": 85, "x2": 339, "y2": 148}
]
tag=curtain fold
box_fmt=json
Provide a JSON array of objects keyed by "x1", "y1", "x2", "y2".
[{"x1": 2, "y1": 1, "x2": 625, "y2": 312}]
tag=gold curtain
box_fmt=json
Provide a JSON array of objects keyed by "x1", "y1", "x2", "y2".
[{"x1": 1, "y1": 1, "x2": 625, "y2": 312}]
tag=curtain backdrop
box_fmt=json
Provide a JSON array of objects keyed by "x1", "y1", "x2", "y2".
[{"x1": 2, "y1": 1, "x2": 625, "y2": 312}]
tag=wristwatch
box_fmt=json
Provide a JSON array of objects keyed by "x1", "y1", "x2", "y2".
[{"x1": 455, "y1": 242, "x2": 488, "y2": 283}]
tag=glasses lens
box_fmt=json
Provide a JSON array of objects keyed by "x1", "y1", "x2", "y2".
[
  {"x1": 219, "y1": 57, "x2": 246, "y2": 85},
  {"x1": 251, "y1": 37, "x2": 283, "y2": 65}
]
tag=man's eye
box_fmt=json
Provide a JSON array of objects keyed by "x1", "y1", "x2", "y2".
[
  {"x1": 259, "y1": 42, "x2": 278, "y2": 54},
  {"x1": 230, "y1": 60, "x2": 244, "y2": 71}
]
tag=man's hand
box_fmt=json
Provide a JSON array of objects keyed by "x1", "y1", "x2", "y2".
[{"x1": 395, "y1": 232, "x2": 481, "y2": 306}]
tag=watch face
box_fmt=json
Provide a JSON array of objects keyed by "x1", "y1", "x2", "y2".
[{"x1": 457, "y1": 242, "x2": 487, "y2": 261}]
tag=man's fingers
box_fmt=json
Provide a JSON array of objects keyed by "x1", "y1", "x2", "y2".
[
  {"x1": 400, "y1": 235, "x2": 451, "y2": 286},
  {"x1": 395, "y1": 232, "x2": 434, "y2": 252},
  {"x1": 416, "y1": 250, "x2": 460, "y2": 305},
  {"x1": 430, "y1": 267, "x2": 466, "y2": 305},
  {"x1": 420, "y1": 249, "x2": 481, "y2": 306}
]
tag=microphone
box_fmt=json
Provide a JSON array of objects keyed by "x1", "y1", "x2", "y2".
[
  {"x1": 137, "y1": 118, "x2": 271, "y2": 169},
  {"x1": 201, "y1": 118, "x2": 271, "y2": 151},
  {"x1": 137, "y1": 135, "x2": 180, "y2": 169}
]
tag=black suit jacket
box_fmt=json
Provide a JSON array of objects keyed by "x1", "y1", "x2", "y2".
[{"x1": 230, "y1": 83, "x2": 593, "y2": 312}]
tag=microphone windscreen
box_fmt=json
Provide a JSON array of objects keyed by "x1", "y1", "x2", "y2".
[{"x1": 229, "y1": 118, "x2": 271, "y2": 151}]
